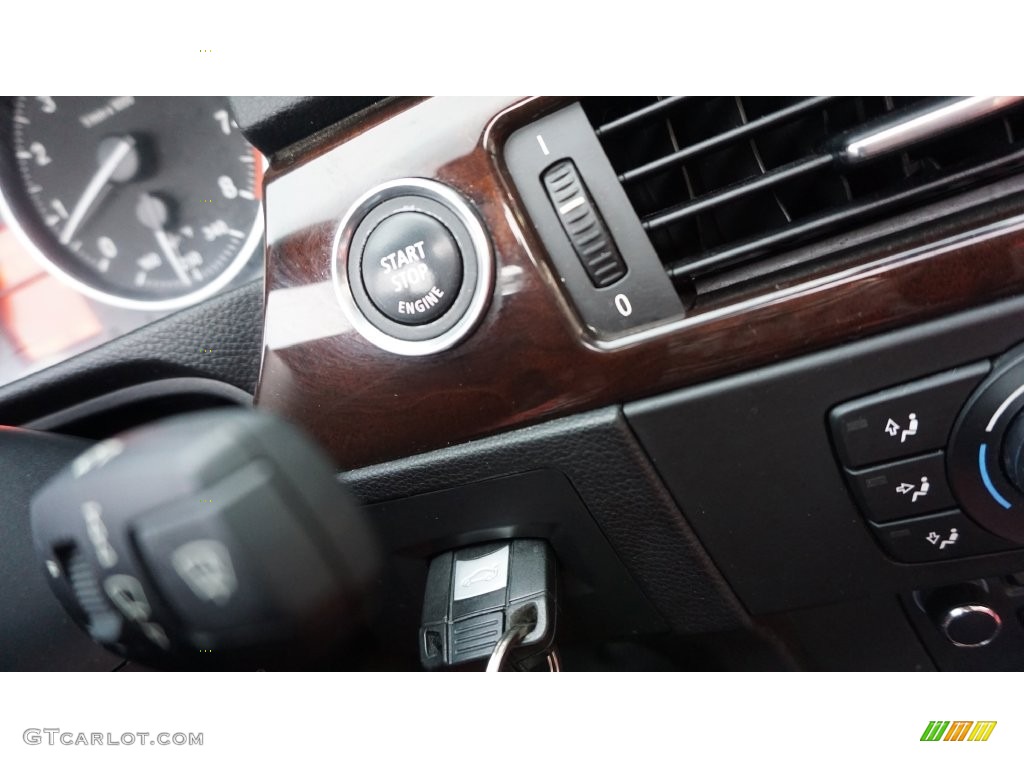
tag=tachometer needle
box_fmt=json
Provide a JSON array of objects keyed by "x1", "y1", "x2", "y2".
[
  {"x1": 153, "y1": 228, "x2": 192, "y2": 288},
  {"x1": 59, "y1": 136, "x2": 136, "y2": 245},
  {"x1": 136, "y1": 191, "x2": 192, "y2": 287}
]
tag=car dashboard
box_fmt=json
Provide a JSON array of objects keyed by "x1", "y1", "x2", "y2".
[
  {"x1": 5, "y1": 95, "x2": 1024, "y2": 672},
  {"x1": 0, "y1": 96, "x2": 264, "y2": 388}
]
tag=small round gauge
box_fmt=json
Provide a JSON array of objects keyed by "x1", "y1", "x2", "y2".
[{"x1": 0, "y1": 96, "x2": 263, "y2": 310}]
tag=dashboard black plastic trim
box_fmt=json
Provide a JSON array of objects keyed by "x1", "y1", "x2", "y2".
[
  {"x1": 344, "y1": 406, "x2": 749, "y2": 636},
  {"x1": 23, "y1": 377, "x2": 252, "y2": 438},
  {"x1": 626, "y1": 292, "x2": 1024, "y2": 615},
  {"x1": 229, "y1": 96, "x2": 388, "y2": 158},
  {"x1": 0, "y1": 277, "x2": 263, "y2": 428}
]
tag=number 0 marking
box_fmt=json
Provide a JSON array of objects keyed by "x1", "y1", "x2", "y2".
[
  {"x1": 614, "y1": 293, "x2": 632, "y2": 317},
  {"x1": 213, "y1": 109, "x2": 231, "y2": 135}
]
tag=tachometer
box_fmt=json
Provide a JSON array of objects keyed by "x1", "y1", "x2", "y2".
[{"x1": 0, "y1": 96, "x2": 263, "y2": 309}]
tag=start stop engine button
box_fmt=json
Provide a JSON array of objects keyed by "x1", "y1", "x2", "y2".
[
  {"x1": 335, "y1": 179, "x2": 493, "y2": 356},
  {"x1": 361, "y1": 212, "x2": 462, "y2": 325}
]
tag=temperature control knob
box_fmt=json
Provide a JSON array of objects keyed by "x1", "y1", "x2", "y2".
[
  {"x1": 948, "y1": 343, "x2": 1024, "y2": 544},
  {"x1": 1001, "y1": 411, "x2": 1024, "y2": 495}
]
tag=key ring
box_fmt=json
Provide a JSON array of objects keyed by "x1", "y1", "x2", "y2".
[
  {"x1": 486, "y1": 625, "x2": 561, "y2": 672},
  {"x1": 486, "y1": 624, "x2": 530, "y2": 672}
]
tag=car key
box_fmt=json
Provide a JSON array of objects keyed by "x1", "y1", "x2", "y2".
[
  {"x1": 30, "y1": 409, "x2": 380, "y2": 669},
  {"x1": 419, "y1": 539, "x2": 557, "y2": 671}
]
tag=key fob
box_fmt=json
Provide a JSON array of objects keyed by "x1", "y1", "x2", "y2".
[{"x1": 419, "y1": 539, "x2": 556, "y2": 670}]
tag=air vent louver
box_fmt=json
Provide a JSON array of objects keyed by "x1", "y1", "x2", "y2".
[{"x1": 583, "y1": 96, "x2": 1024, "y2": 293}]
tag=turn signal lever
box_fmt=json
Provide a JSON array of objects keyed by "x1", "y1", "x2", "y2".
[{"x1": 30, "y1": 409, "x2": 380, "y2": 669}]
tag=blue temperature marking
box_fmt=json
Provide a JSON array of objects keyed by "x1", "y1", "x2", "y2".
[{"x1": 979, "y1": 443, "x2": 1012, "y2": 509}]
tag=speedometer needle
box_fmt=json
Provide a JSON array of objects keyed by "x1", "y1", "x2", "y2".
[{"x1": 59, "y1": 136, "x2": 136, "y2": 245}]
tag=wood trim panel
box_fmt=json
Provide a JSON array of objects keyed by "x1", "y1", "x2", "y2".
[{"x1": 257, "y1": 96, "x2": 1024, "y2": 468}]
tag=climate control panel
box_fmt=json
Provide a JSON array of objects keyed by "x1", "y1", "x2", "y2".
[{"x1": 831, "y1": 344, "x2": 1024, "y2": 563}]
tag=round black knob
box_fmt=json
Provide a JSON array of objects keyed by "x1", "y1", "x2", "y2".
[
  {"x1": 1002, "y1": 409, "x2": 1024, "y2": 495},
  {"x1": 938, "y1": 604, "x2": 1002, "y2": 647},
  {"x1": 925, "y1": 583, "x2": 1002, "y2": 648}
]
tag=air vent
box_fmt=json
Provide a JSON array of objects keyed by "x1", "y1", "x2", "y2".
[{"x1": 583, "y1": 97, "x2": 1024, "y2": 296}]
